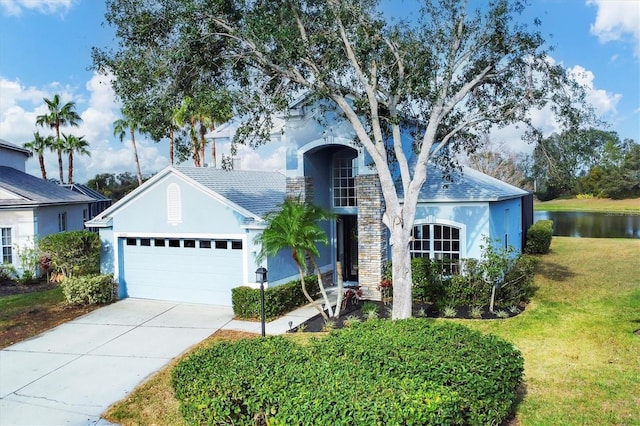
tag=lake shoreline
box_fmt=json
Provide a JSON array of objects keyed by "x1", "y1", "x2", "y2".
[{"x1": 534, "y1": 197, "x2": 640, "y2": 213}]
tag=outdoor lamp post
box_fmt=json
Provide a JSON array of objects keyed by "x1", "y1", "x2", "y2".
[{"x1": 255, "y1": 267, "x2": 268, "y2": 337}]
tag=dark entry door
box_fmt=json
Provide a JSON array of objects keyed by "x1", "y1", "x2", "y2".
[{"x1": 337, "y1": 215, "x2": 358, "y2": 282}]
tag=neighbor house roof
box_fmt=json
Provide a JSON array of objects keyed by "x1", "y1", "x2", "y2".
[
  {"x1": 0, "y1": 166, "x2": 93, "y2": 208},
  {"x1": 175, "y1": 167, "x2": 286, "y2": 218},
  {"x1": 398, "y1": 164, "x2": 530, "y2": 203},
  {"x1": 61, "y1": 183, "x2": 111, "y2": 201},
  {"x1": 0, "y1": 139, "x2": 31, "y2": 157}
]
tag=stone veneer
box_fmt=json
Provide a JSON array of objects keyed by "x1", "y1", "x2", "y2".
[
  {"x1": 355, "y1": 174, "x2": 386, "y2": 300},
  {"x1": 285, "y1": 175, "x2": 386, "y2": 299}
]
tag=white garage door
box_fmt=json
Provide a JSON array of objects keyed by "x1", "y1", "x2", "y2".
[{"x1": 119, "y1": 237, "x2": 244, "y2": 306}]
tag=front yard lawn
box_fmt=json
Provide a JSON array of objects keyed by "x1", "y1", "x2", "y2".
[
  {"x1": 103, "y1": 236, "x2": 640, "y2": 425},
  {"x1": 0, "y1": 284, "x2": 99, "y2": 349}
]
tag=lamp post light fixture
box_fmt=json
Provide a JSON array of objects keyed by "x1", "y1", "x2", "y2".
[{"x1": 255, "y1": 267, "x2": 268, "y2": 337}]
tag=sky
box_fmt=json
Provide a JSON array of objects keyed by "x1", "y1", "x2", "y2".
[{"x1": 0, "y1": 0, "x2": 638, "y2": 185}]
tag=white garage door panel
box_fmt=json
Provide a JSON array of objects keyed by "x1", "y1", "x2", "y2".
[{"x1": 120, "y1": 238, "x2": 244, "y2": 306}]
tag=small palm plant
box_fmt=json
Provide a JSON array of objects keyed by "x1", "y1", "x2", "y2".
[{"x1": 256, "y1": 197, "x2": 334, "y2": 320}]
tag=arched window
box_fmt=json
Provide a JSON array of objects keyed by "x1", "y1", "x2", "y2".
[
  {"x1": 167, "y1": 183, "x2": 182, "y2": 225},
  {"x1": 410, "y1": 223, "x2": 462, "y2": 274}
]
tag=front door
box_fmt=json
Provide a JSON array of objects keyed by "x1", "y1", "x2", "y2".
[{"x1": 337, "y1": 215, "x2": 358, "y2": 282}]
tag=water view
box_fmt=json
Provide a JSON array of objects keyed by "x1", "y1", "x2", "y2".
[{"x1": 534, "y1": 211, "x2": 640, "y2": 239}]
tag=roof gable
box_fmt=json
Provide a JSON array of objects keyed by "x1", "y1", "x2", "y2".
[
  {"x1": 0, "y1": 166, "x2": 93, "y2": 207},
  {"x1": 175, "y1": 167, "x2": 286, "y2": 218},
  {"x1": 87, "y1": 167, "x2": 286, "y2": 227}
]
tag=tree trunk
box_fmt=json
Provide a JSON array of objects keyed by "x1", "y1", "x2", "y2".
[
  {"x1": 57, "y1": 148, "x2": 64, "y2": 183},
  {"x1": 296, "y1": 260, "x2": 328, "y2": 320},
  {"x1": 390, "y1": 230, "x2": 413, "y2": 320},
  {"x1": 308, "y1": 253, "x2": 333, "y2": 318},
  {"x1": 211, "y1": 137, "x2": 216, "y2": 168},
  {"x1": 67, "y1": 152, "x2": 73, "y2": 184},
  {"x1": 199, "y1": 122, "x2": 206, "y2": 166},
  {"x1": 38, "y1": 154, "x2": 47, "y2": 180},
  {"x1": 130, "y1": 128, "x2": 143, "y2": 186},
  {"x1": 169, "y1": 128, "x2": 174, "y2": 165},
  {"x1": 333, "y1": 261, "x2": 344, "y2": 318}
]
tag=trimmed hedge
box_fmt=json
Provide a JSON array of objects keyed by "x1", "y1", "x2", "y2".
[
  {"x1": 231, "y1": 276, "x2": 320, "y2": 320},
  {"x1": 172, "y1": 320, "x2": 524, "y2": 425},
  {"x1": 525, "y1": 220, "x2": 554, "y2": 254},
  {"x1": 61, "y1": 274, "x2": 115, "y2": 305}
]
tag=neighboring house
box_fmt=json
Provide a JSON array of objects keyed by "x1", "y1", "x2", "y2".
[
  {"x1": 61, "y1": 183, "x2": 112, "y2": 224},
  {"x1": 1, "y1": 140, "x2": 95, "y2": 274},
  {"x1": 88, "y1": 99, "x2": 532, "y2": 306}
]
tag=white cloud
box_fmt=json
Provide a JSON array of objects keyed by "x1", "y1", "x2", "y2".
[
  {"x1": 0, "y1": 0, "x2": 75, "y2": 16},
  {"x1": 588, "y1": 0, "x2": 640, "y2": 56},
  {"x1": 489, "y1": 60, "x2": 622, "y2": 153}
]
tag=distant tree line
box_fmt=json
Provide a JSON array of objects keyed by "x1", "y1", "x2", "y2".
[
  {"x1": 463, "y1": 129, "x2": 638, "y2": 200},
  {"x1": 85, "y1": 172, "x2": 150, "y2": 202}
]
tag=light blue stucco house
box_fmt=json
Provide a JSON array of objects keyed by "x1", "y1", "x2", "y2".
[
  {"x1": 0, "y1": 139, "x2": 96, "y2": 276},
  {"x1": 87, "y1": 100, "x2": 532, "y2": 306}
]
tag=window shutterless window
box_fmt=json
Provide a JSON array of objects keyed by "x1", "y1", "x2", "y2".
[
  {"x1": 410, "y1": 224, "x2": 461, "y2": 275},
  {"x1": 1, "y1": 228, "x2": 12, "y2": 264}
]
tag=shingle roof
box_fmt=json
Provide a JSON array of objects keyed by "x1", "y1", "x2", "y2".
[
  {"x1": 0, "y1": 166, "x2": 93, "y2": 207},
  {"x1": 398, "y1": 164, "x2": 530, "y2": 202},
  {"x1": 175, "y1": 167, "x2": 286, "y2": 218},
  {"x1": 0, "y1": 139, "x2": 31, "y2": 157},
  {"x1": 61, "y1": 183, "x2": 111, "y2": 201}
]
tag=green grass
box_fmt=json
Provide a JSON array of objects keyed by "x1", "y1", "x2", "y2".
[
  {"x1": 535, "y1": 197, "x2": 640, "y2": 212},
  {"x1": 450, "y1": 237, "x2": 640, "y2": 425},
  {"x1": 103, "y1": 237, "x2": 640, "y2": 425},
  {"x1": 0, "y1": 286, "x2": 65, "y2": 324}
]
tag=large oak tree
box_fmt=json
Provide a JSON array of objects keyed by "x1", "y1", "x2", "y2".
[{"x1": 94, "y1": 0, "x2": 593, "y2": 319}]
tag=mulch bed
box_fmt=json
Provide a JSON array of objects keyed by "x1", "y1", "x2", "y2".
[
  {"x1": 292, "y1": 300, "x2": 523, "y2": 332},
  {"x1": 0, "y1": 280, "x2": 58, "y2": 297}
]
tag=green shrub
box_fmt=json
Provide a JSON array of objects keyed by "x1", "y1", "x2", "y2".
[
  {"x1": 61, "y1": 274, "x2": 115, "y2": 305},
  {"x1": 172, "y1": 320, "x2": 523, "y2": 425},
  {"x1": 495, "y1": 255, "x2": 538, "y2": 307},
  {"x1": 39, "y1": 230, "x2": 101, "y2": 277},
  {"x1": 525, "y1": 220, "x2": 554, "y2": 254},
  {"x1": 231, "y1": 276, "x2": 320, "y2": 320}
]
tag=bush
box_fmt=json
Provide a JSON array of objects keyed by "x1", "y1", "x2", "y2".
[
  {"x1": 61, "y1": 274, "x2": 115, "y2": 305},
  {"x1": 525, "y1": 220, "x2": 553, "y2": 254},
  {"x1": 231, "y1": 276, "x2": 320, "y2": 320},
  {"x1": 172, "y1": 320, "x2": 523, "y2": 425},
  {"x1": 39, "y1": 230, "x2": 101, "y2": 277}
]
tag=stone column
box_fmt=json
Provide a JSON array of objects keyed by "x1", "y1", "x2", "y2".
[
  {"x1": 356, "y1": 174, "x2": 386, "y2": 300},
  {"x1": 286, "y1": 176, "x2": 314, "y2": 203}
]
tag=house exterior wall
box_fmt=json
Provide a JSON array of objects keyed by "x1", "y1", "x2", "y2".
[
  {"x1": 413, "y1": 202, "x2": 491, "y2": 260},
  {"x1": 356, "y1": 174, "x2": 386, "y2": 298},
  {"x1": 489, "y1": 197, "x2": 524, "y2": 253},
  {"x1": 0, "y1": 209, "x2": 36, "y2": 271},
  {"x1": 0, "y1": 151, "x2": 28, "y2": 172},
  {"x1": 36, "y1": 204, "x2": 87, "y2": 236}
]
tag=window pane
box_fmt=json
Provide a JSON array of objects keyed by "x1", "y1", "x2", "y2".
[
  {"x1": 200, "y1": 240, "x2": 212, "y2": 249},
  {"x1": 168, "y1": 239, "x2": 180, "y2": 247},
  {"x1": 140, "y1": 239, "x2": 151, "y2": 246},
  {"x1": 126, "y1": 238, "x2": 137, "y2": 246},
  {"x1": 184, "y1": 239, "x2": 196, "y2": 248},
  {"x1": 215, "y1": 240, "x2": 228, "y2": 249},
  {"x1": 231, "y1": 240, "x2": 243, "y2": 250},
  {"x1": 154, "y1": 239, "x2": 166, "y2": 247}
]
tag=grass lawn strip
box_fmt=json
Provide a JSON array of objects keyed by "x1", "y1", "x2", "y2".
[
  {"x1": 102, "y1": 237, "x2": 639, "y2": 425},
  {"x1": 534, "y1": 197, "x2": 640, "y2": 212}
]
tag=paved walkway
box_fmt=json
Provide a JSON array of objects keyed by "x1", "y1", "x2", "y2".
[{"x1": 0, "y1": 296, "x2": 329, "y2": 425}]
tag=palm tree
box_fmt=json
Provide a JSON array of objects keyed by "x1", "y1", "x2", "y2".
[
  {"x1": 174, "y1": 98, "x2": 202, "y2": 167},
  {"x1": 256, "y1": 198, "x2": 335, "y2": 320},
  {"x1": 113, "y1": 110, "x2": 143, "y2": 185},
  {"x1": 62, "y1": 134, "x2": 90, "y2": 184},
  {"x1": 35, "y1": 94, "x2": 83, "y2": 183},
  {"x1": 23, "y1": 132, "x2": 53, "y2": 180}
]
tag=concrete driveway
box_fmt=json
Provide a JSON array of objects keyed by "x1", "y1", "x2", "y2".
[{"x1": 0, "y1": 298, "x2": 235, "y2": 425}]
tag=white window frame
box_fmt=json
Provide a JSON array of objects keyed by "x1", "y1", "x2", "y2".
[
  {"x1": 332, "y1": 151, "x2": 357, "y2": 208},
  {"x1": 1, "y1": 227, "x2": 12, "y2": 264},
  {"x1": 58, "y1": 212, "x2": 67, "y2": 232},
  {"x1": 410, "y1": 220, "x2": 466, "y2": 274}
]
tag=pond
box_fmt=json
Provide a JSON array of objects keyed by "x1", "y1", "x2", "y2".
[{"x1": 534, "y1": 211, "x2": 640, "y2": 239}]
